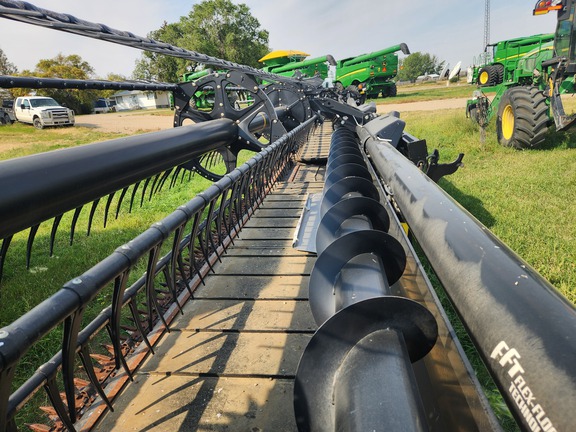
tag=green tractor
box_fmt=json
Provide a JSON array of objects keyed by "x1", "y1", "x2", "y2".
[{"x1": 467, "y1": 0, "x2": 576, "y2": 149}]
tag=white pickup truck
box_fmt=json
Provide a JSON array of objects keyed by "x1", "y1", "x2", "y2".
[{"x1": 14, "y1": 96, "x2": 75, "y2": 129}]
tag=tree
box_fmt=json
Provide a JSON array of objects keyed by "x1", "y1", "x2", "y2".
[
  {"x1": 0, "y1": 46, "x2": 18, "y2": 99},
  {"x1": 133, "y1": 21, "x2": 187, "y2": 82},
  {"x1": 133, "y1": 0, "x2": 270, "y2": 82},
  {"x1": 0, "y1": 46, "x2": 17, "y2": 75},
  {"x1": 397, "y1": 52, "x2": 445, "y2": 83},
  {"x1": 13, "y1": 53, "x2": 97, "y2": 114}
]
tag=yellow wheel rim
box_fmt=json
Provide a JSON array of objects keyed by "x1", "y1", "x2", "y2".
[
  {"x1": 502, "y1": 104, "x2": 515, "y2": 140},
  {"x1": 479, "y1": 71, "x2": 489, "y2": 85}
]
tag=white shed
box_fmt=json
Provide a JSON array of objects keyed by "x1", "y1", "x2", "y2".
[{"x1": 110, "y1": 90, "x2": 171, "y2": 111}]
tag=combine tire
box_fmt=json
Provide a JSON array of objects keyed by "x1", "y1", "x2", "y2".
[
  {"x1": 477, "y1": 65, "x2": 501, "y2": 87},
  {"x1": 388, "y1": 83, "x2": 398, "y2": 97},
  {"x1": 496, "y1": 86, "x2": 549, "y2": 149},
  {"x1": 494, "y1": 64, "x2": 504, "y2": 85}
]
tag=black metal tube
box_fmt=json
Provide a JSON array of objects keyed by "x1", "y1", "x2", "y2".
[
  {"x1": 245, "y1": 106, "x2": 289, "y2": 133},
  {"x1": 0, "y1": 75, "x2": 178, "y2": 92},
  {"x1": 363, "y1": 133, "x2": 576, "y2": 432},
  {"x1": 334, "y1": 329, "x2": 427, "y2": 431},
  {"x1": 0, "y1": 119, "x2": 238, "y2": 239},
  {"x1": 334, "y1": 252, "x2": 390, "y2": 312}
]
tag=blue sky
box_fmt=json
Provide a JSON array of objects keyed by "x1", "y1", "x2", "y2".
[{"x1": 0, "y1": 0, "x2": 559, "y2": 78}]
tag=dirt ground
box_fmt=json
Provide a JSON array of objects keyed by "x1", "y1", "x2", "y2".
[
  {"x1": 376, "y1": 97, "x2": 469, "y2": 114},
  {"x1": 75, "y1": 98, "x2": 468, "y2": 134},
  {"x1": 76, "y1": 112, "x2": 174, "y2": 133}
]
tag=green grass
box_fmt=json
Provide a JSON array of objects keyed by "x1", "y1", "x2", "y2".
[
  {"x1": 400, "y1": 108, "x2": 576, "y2": 304},
  {"x1": 0, "y1": 117, "x2": 205, "y2": 323},
  {"x1": 0, "y1": 122, "x2": 130, "y2": 160},
  {"x1": 376, "y1": 79, "x2": 477, "y2": 103}
]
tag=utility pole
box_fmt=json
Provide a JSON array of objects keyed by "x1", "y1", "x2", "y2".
[
  {"x1": 484, "y1": 0, "x2": 490, "y2": 50},
  {"x1": 480, "y1": 0, "x2": 491, "y2": 64}
]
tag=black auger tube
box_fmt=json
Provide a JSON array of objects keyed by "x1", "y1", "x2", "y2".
[
  {"x1": 0, "y1": 119, "x2": 238, "y2": 240},
  {"x1": 362, "y1": 129, "x2": 576, "y2": 432}
]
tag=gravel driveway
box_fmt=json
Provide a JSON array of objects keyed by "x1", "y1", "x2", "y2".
[{"x1": 75, "y1": 98, "x2": 469, "y2": 134}]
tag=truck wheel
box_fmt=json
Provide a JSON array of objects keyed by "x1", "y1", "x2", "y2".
[
  {"x1": 496, "y1": 86, "x2": 549, "y2": 149},
  {"x1": 0, "y1": 115, "x2": 5, "y2": 125},
  {"x1": 33, "y1": 117, "x2": 44, "y2": 129}
]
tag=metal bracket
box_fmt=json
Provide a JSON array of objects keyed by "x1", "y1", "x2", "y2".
[{"x1": 174, "y1": 70, "x2": 287, "y2": 180}]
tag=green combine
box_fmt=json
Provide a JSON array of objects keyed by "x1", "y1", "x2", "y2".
[
  {"x1": 258, "y1": 44, "x2": 410, "y2": 102},
  {"x1": 259, "y1": 50, "x2": 336, "y2": 81},
  {"x1": 469, "y1": 33, "x2": 555, "y2": 87},
  {"x1": 334, "y1": 44, "x2": 410, "y2": 99}
]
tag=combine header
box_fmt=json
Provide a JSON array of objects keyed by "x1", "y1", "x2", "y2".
[{"x1": 0, "y1": 1, "x2": 574, "y2": 431}]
